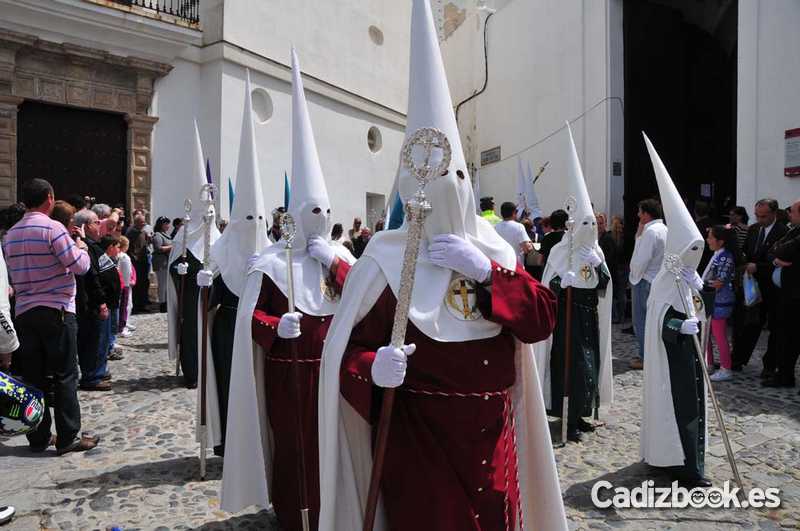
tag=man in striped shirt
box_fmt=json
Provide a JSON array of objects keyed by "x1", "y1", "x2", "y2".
[{"x1": 5, "y1": 179, "x2": 100, "y2": 455}]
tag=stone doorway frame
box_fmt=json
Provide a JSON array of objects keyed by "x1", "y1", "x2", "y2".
[{"x1": 0, "y1": 28, "x2": 172, "y2": 216}]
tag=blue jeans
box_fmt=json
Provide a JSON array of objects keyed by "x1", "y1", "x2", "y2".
[
  {"x1": 108, "y1": 308, "x2": 119, "y2": 354},
  {"x1": 78, "y1": 313, "x2": 102, "y2": 385},
  {"x1": 632, "y1": 280, "x2": 651, "y2": 359},
  {"x1": 96, "y1": 315, "x2": 113, "y2": 379}
]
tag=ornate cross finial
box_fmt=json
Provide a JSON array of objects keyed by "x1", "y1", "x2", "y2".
[
  {"x1": 401, "y1": 127, "x2": 451, "y2": 192},
  {"x1": 664, "y1": 253, "x2": 684, "y2": 277},
  {"x1": 280, "y1": 212, "x2": 297, "y2": 249}
]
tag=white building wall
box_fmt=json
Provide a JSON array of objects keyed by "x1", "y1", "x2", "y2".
[
  {"x1": 441, "y1": 0, "x2": 622, "y2": 219},
  {"x1": 737, "y1": 0, "x2": 800, "y2": 212},
  {"x1": 222, "y1": 0, "x2": 410, "y2": 114}
]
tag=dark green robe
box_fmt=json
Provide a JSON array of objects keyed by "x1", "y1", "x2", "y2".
[
  {"x1": 170, "y1": 252, "x2": 202, "y2": 385},
  {"x1": 208, "y1": 275, "x2": 238, "y2": 456},
  {"x1": 662, "y1": 308, "x2": 706, "y2": 480},
  {"x1": 547, "y1": 266, "x2": 609, "y2": 424}
]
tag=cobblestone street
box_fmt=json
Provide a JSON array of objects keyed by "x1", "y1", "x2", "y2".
[{"x1": 1, "y1": 313, "x2": 798, "y2": 530}]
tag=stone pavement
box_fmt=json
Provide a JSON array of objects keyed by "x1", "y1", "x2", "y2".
[{"x1": 0, "y1": 313, "x2": 798, "y2": 530}]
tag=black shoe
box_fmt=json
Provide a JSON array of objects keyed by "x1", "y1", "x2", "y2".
[
  {"x1": 185, "y1": 381, "x2": 197, "y2": 390},
  {"x1": 762, "y1": 377, "x2": 795, "y2": 388},
  {"x1": 678, "y1": 477, "x2": 712, "y2": 488},
  {"x1": 159, "y1": 303, "x2": 167, "y2": 313},
  {"x1": 577, "y1": 418, "x2": 595, "y2": 433},
  {"x1": 760, "y1": 368, "x2": 776, "y2": 379},
  {"x1": 567, "y1": 426, "x2": 582, "y2": 443}
]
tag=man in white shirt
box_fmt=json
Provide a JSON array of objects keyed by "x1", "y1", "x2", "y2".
[
  {"x1": 628, "y1": 198, "x2": 668, "y2": 369},
  {"x1": 494, "y1": 201, "x2": 534, "y2": 264}
]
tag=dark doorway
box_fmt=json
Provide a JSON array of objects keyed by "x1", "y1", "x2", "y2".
[
  {"x1": 17, "y1": 101, "x2": 128, "y2": 208},
  {"x1": 623, "y1": 0, "x2": 737, "y2": 237}
]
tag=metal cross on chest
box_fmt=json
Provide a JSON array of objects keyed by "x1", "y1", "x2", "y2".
[{"x1": 452, "y1": 279, "x2": 476, "y2": 319}]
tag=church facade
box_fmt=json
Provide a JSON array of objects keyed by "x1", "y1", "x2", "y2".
[{"x1": 0, "y1": 0, "x2": 410, "y2": 230}]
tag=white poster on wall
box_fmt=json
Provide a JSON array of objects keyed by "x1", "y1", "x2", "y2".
[{"x1": 785, "y1": 128, "x2": 800, "y2": 177}]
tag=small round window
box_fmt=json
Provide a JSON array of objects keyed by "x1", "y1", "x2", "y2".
[
  {"x1": 367, "y1": 126, "x2": 382, "y2": 153},
  {"x1": 369, "y1": 25, "x2": 384, "y2": 46},
  {"x1": 251, "y1": 88, "x2": 273, "y2": 124}
]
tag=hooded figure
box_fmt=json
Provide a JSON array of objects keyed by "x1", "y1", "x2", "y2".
[
  {"x1": 167, "y1": 121, "x2": 221, "y2": 387},
  {"x1": 220, "y1": 49, "x2": 355, "y2": 531},
  {"x1": 317, "y1": 1, "x2": 566, "y2": 529},
  {"x1": 194, "y1": 70, "x2": 271, "y2": 457},
  {"x1": 639, "y1": 132, "x2": 710, "y2": 487},
  {"x1": 533, "y1": 123, "x2": 613, "y2": 443}
]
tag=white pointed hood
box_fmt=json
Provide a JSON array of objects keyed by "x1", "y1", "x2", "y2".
[
  {"x1": 643, "y1": 132, "x2": 705, "y2": 315},
  {"x1": 526, "y1": 161, "x2": 543, "y2": 219},
  {"x1": 249, "y1": 48, "x2": 354, "y2": 316},
  {"x1": 363, "y1": 0, "x2": 515, "y2": 342},
  {"x1": 288, "y1": 47, "x2": 332, "y2": 249},
  {"x1": 209, "y1": 70, "x2": 270, "y2": 297},
  {"x1": 167, "y1": 120, "x2": 221, "y2": 363},
  {"x1": 542, "y1": 123, "x2": 603, "y2": 289},
  {"x1": 169, "y1": 120, "x2": 221, "y2": 267}
]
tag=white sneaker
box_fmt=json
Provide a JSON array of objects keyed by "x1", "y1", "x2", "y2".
[
  {"x1": 0, "y1": 506, "x2": 15, "y2": 525},
  {"x1": 710, "y1": 368, "x2": 733, "y2": 382},
  {"x1": 126, "y1": 323, "x2": 137, "y2": 331},
  {"x1": 120, "y1": 329, "x2": 132, "y2": 338}
]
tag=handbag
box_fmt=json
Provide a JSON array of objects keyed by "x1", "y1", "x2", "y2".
[{"x1": 742, "y1": 271, "x2": 762, "y2": 307}]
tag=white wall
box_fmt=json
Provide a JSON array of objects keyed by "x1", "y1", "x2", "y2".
[
  {"x1": 442, "y1": 0, "x2": 622, "y2": 218},
  {"x1": 222, "y1": 0, "x2": 411, "y2": 114},
  {"x1": 737, "y1": 0, "x2": 800, "y2": 212}
]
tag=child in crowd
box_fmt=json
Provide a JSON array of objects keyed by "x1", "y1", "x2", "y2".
[
  {"x1": 703, "y1": 225, "x2": 738, "y2": 382},
  {"x1": 97, "y1": 235, "x2": 123, "y2": 369},
  {"x1": 117, "y1": 236, "x2": 135, "y2": 338}
]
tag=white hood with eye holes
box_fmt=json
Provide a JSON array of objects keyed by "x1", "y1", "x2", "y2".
[
  {"x1": 643, "y1": 133, "x2": 706, "y2": 316},
  {"x1": 248, "y1": 48, "x2": 354, "y2": 316},
  {"x1": 363, "y1": 0, "x2": 516, "y2": 342},
  {"x1": 209, "y1": 70, "x2": 270, "y2": 297},
  {"x1": 541, "y1": 123, "x2": 604, "y2": 290}
]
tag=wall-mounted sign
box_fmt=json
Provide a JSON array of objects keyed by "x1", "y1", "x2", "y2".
[
  {"x1": 480, "y1": 146, "x2": 501, "y2": 166},
  {"x1": 785, "y1": 128, "x2": 800, "y2": 177}
]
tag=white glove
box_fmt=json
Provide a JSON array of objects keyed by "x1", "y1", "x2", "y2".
[
  {"x1": 176, "y1": 262, "x2": 189, "y2": 276},
  {"x1": 307, "y1": 236, "x2": 336, "y2": 269},
  {"x1": 680, "y1": 317, "x2": 699, "y2": 335},
  {"x1": 680, "y1": 267, "x2": 704, "y2": 291},
  {"x1": 428, "y1": 234, "x2": 491, "y2": 283},
  {"x1": 371, "y1": 344, "x2": 416, "y2": 388},
  {"x1": 197, "y1": 269, "x2": 214, "y2": 288},
  {"x1": 578, "y1": 245, "x2": 602, "y2": 268},
  {"x1": 560, "y1": 271, "x2": 577, "y2": 289},
  {"x1": 277, "y1": 312, "x2": 302, "y2": 339},
  {"x1": 248, "y1": 252, "x2": 261, "y2": 270}
]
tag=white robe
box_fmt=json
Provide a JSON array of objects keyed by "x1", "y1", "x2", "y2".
[
  {"x1": 640, "y1": 284, "x2": 708, "y2": 467},
  {"x1": 317, "y1": 256, "x2": 568, "y2": 531}
]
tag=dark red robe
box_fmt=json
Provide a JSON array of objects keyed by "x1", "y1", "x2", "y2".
[
  {"x1": 340, "y1": 262, "x2": 556, "y2": 531},
  {"x1": 252, "y1": 259, "x2": 351, "y2": 531}
]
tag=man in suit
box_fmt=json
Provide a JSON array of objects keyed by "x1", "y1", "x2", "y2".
[
  {"x1": 732, "y1": 198, "x2": 788, "y2": 375},
  {"x1": 763, "y1": 199, "x2": 800, "y2": 388}
]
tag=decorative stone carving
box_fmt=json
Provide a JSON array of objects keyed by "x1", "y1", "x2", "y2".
[{"x1": 0, "y1": 28, "x2": 172, "y2": 209}]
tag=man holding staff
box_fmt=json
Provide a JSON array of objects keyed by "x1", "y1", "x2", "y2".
[
  {"x1": 220, "y1": 49, "x2": 354, "y2": 531},
  {"x1": 317, "y1": 1, "x2": 565, "y2": 529}
]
